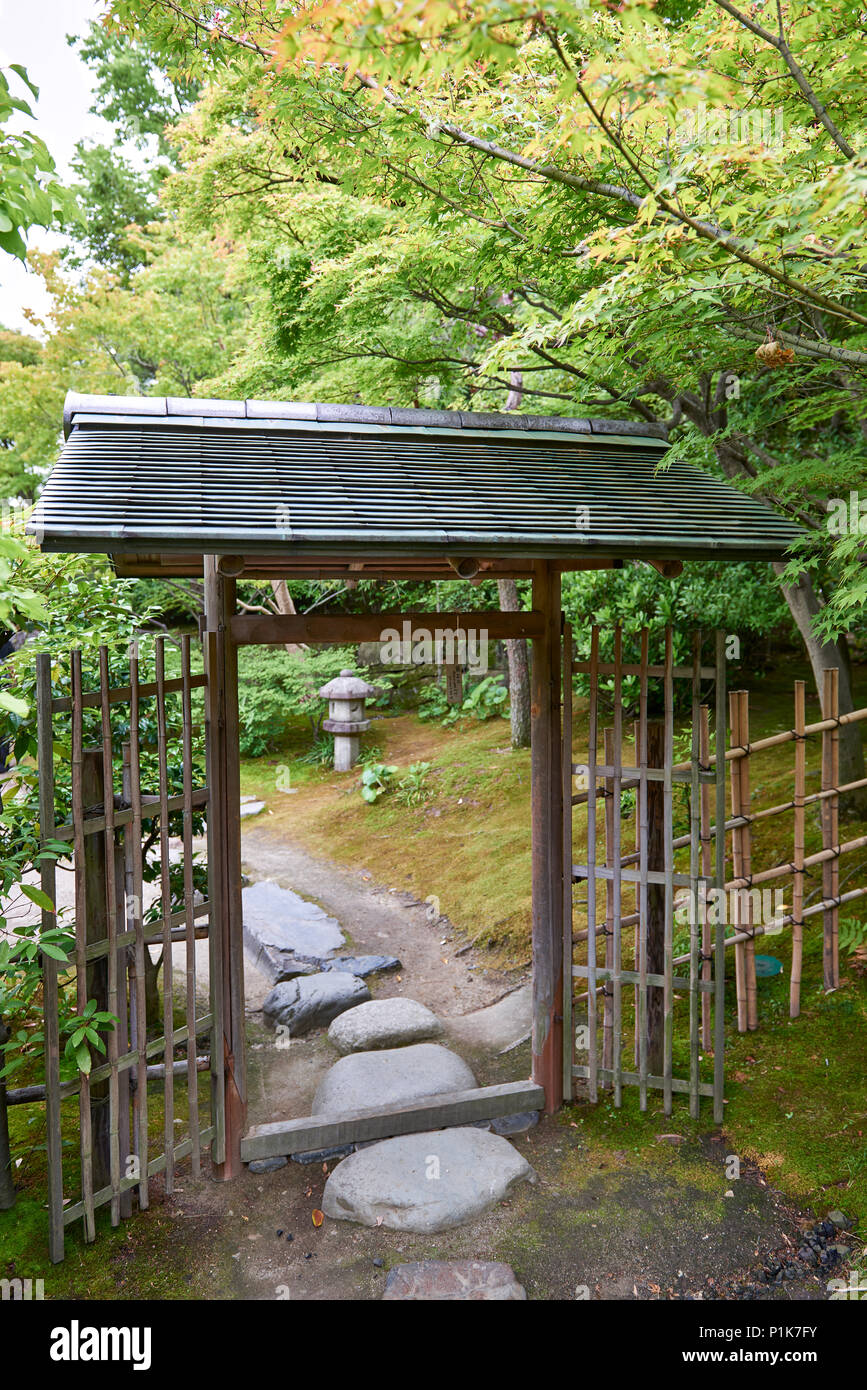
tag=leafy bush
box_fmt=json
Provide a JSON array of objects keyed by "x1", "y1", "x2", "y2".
[
  {"x1": 395, "y1": 761, "x2": 432, "y2": 806},
  {"x1": 359, "y1": 762, "x2": 397, "y2": 802},
  {"x1": 236, "y1": 645, "x2": 356, "y2": 755},
  {"x1": 418, "y1": 673, "x2": 509, "y2": 726}
]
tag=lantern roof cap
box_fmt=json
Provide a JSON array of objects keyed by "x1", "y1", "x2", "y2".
[{"x1": 318, "y1": 669, "x2": 378, "y2": 699}]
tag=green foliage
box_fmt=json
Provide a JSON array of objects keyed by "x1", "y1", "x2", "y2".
[
  {"x1": 0, "y1": 63, "x2": 78, "y2": 260},
  {"x1": 236, "y1": 645, "x2": 356, "y2": 755},
  {"x1": 395, "y1": 761, "x2": 433, "y2": 807},
  {"x1": 838, "y1": 917, "x2": 867, "y2": 957},
  {"x1": 419, "y1": 673, "x2": 509, "y2": 726},
  {"x1": 359, "y1": 762, "x2": 398, "y2": 803}
]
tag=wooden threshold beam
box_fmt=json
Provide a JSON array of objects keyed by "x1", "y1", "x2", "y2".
[
  {"x1": 240, "y1": 1080, "x2": 544, "y2": 1160},
  {"x1": 231, "y1": 609, "x2": 546, "y2": 646}
]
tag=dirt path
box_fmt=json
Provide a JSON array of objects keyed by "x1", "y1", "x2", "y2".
[{"x1": 149, "y1": 822, "x2": 837, "y2": 1301}]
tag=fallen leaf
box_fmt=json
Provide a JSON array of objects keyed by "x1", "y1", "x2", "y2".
[{"x1": 312, "y1": 1209, "x2": 324, "y2": 1227}]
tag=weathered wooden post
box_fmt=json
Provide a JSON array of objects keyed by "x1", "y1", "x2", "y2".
[
  {"x1": 531, "y1": 561, "x2": 563, "y2": 1113},
  {"x1": 0, "y1": 1020, "x2": 14, "y2": 1210},
  {"x1": 645, "y1": 722, "x2": 666, "y2": 1076},
  {"x1": 204, "y1": 556, "x2": 246, "y2": 1179},
  {"x1": 82, "y1": 747, "x2": 111, "y2": 1195}
]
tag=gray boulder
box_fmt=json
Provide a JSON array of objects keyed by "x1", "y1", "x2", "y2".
[
  {"x1": 313, "y1": 1043, "x2": 475, "y2": 1114},
  {"x1": 322, "y1": 1128, "x2": 535, "y2": 1233},
  {"x1": 263, "y1": 971, "x2": 370, "y2": 1036},
  {"x1": 328, "y1": 998, "x2": 444, "y2": 1055}
]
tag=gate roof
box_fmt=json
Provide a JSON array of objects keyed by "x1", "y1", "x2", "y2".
[{"x1": 27, "y1": 392, "x2": 803, "y2": 575}]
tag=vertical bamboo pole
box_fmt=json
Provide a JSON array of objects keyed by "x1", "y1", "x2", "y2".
[
  {"x1": 699, "y1": 706, "x2": 712, "y2": 1051},
  {"x1": 154, "y1": 636, "x2": 175, "y2": 1191},
  {"x1": 98, "y1": 647, "x2": 121, "y2": 1225},
  {"x1": 37, "y1": 654, "x2": 64, "y2": 1261},
  {"x1": 70, "y1": 649, "x2": 96, "y2": 1243},
  {"x1": 611, "y1": 627, "x2": 623, "y2": 1107},
  {"x1": 688, "y1": 632, "x2": 702, "y2": 1118},
  {"x1": 821, "y1": 668, "x2": 840, "y2": 991},
  {"x1": 530, "y1": 560, "x2": 563, "y2": 1113},
  {"x1": 586, "y1": 626, "x2": 599, "y2": 1104},
  {"x1": 561, "y1": 622, "x2": 574, "y2": 1103},
  {"x1": 182, "y1": 634, "x2": 201, "y2": 1175},
  {"x1": 662, "y1": 627, "x2": 674, "y2": 1116},
  {"x1": 728, "y1": 692, "x2": 748, "y2": 1033},
  {"x1": 791, "y1": 680, "x2": 806, "y2": 1018},
  {"x1": 127, "y1": 644, "x2": 149, "y2": 1208},
  {"x1": 737, "y1": 692, "x2": 758, "y2": 1032},
  {"x1": 636, "y1": 629, "x2": 649, "y2": 1109},
  {"x1": 602, "y1": 727, "x2": 615, "y2": 1078},
  {"x1": 713, "y1": 631, "x2": 727, "y2": 1125}
]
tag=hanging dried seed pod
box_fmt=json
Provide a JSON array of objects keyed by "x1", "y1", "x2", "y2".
[{"x1": 755, "y1": 340, "x2": 795, "y2": 367}]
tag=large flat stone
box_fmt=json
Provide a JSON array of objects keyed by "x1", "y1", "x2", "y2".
[
  {"x1": 328, "y1": 998, "x2": 444, "y2": 1055},
  {"x1": 243, "y1": 879, "x2": 345, "y2": 983},
  {"x1": 323, "y1": 1128, "x2": 535, "y2": 1233},
  {"x1": 382, "y1": 1260, "x2": 527, "y2": 1300},
  {"x1": 313, "y1": 1043, "x2": 476, "y2": 1114},
  {"x1": 263, "y1": 971, "x2": 370, "y2": 1037}
]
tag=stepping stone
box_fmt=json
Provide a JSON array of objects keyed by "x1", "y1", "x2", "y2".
[
  {"x1": 243, "y1": 879, "x2": 345, "y2": 983},
  {"x1": 323, "y1": 954, "x2": 401, "y2": 979},
  {"x1": 263, "y1": 972, "x2": 370, "y2": 1036},
  {"x1": 328, "y1": 998, "x2": 444, "y2": 1055},
  {"x1": 240, "y1": 799, "x2": 266, "y2": 818},
  {"x1": 322, "y1": 1128, "x2": 535, "y2": 1233},
  {"x1": 490, "y1": 1111, "x2": 539, "y2": 1137},
  {"x1": 247, "y1": 1156, "x2": 288, "y2": 1174},
  {"x1": 382, "y1": 1260, "x2": 527, "y2": 1301},
  {"x1": 313, "y1": 1043, "x2": 475, "y2": 1114}
]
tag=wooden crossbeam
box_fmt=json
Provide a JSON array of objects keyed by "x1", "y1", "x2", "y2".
[
  {"x1": 240, "y1": 1080, "x2": 544, "y2": 1160},
  {"x1": 231, "y1": 609, "x2": 546, "y2": 646}
]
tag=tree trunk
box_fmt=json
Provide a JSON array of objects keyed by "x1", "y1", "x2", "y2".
[
  {"x1": 773, "y1": 563, "x2": 867, "y2": 819},
  {"x1": 144, "y1": 949, "x2": 164, "y2": 1033},
  {"x1": 269, "y1": 579, "x2": 306, "y2": 656},
  {"x1": 0, "y1": 1020, "x2": 15, "y2": 1210},
  {"x1": 497, "y1": 578, "x2": 531, "y2": 748}
]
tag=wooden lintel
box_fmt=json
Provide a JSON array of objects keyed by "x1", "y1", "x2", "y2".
[
  {"x1": 111, "y1": 554, "x2": 626, "y2": 580},
  {"x1": 231, "y1": 609, "x2": 546, "y2": 646},
  {"x1": 239, "y1": 1080, "x2": 544, "y2": 1160}
]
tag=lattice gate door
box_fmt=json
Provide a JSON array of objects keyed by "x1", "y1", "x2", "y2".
[
  {"x1": 562, "y1": 624, "x2": 727, "y2": 1122},
  {"x1": 36, "y1": 636, "x2": 225, "y2": 1262}
]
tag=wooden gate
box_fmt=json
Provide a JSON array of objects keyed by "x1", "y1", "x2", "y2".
[
  {"x1": 562, "y1": 625, "x2": 727, "y2": 1122},
  {"x1": 36, "y1": 635, "x2": 225, "y2": 1262}
]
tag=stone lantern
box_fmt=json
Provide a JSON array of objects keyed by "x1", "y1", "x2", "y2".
[{"x1": 318, "y1": 668, "x2": 377, "y2": 771}]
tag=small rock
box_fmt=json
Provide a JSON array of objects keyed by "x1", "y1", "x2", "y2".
[
  {"x1": 657, "y1": 1134, "x2": 685, "y2": 1145},
  {"x1": 240, "y1": 800, "x2": 266, "y2": 818},
  {"x1": 328, "y1": 998, "x2": 444, "y2": 1054},
  {"x1": 382, "y1": 1259, "x2": 527, "y2": 1300},
  {"x1": 828, "y1": 1209, "x2": 853, "y2": 1230},
  {"x1": 247, "y1": 1156, "x2": 288, "y2": 1174},
  {"x1": 373, "y1": 1258, "x2": 384, "y2": 1268},
  {"x1": 290, "y1": 1143, "x2": 355, "y2": 1165},
  {"x1": 490, "y1": 1111, "x2": 539, "y2": 1137}
]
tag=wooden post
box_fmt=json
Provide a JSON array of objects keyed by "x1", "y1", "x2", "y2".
[
  {"x1": 530, "y1": 561, "x2": 563, "y2": 1113},
  {"x1": 82, "y1": 747, "x2": 112, "y2": 1196},
  {"x1": 699, "y1": 706, "x2": 712, "y2": 1051},
  {"x1": 729, "y1": 692, "x2": 748, "y2": 1033},
  {"x1": 204, "y1": 556, "x2": 246, "y2": 1177},
  {"x1": 0, "y1": 1021, "x2": 14, "y2": 1210},
  {"x1": 602, "y1": 728, "x2": 615, "y2": 1077},
  {"x1": 821, "y1": 668, "x2": 840, "y2": 991},
  {"x1": 645, "y1": 722, "x2": 666, "y2": 1076},
  {"x1": 737, "y1": 691, "x2": 758, "y2": 1031},
  {"x1": 791, "y1": 680, "x2": 806, "y2": 1018}
]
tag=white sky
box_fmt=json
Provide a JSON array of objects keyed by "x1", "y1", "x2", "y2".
[{"x1": 0, "y1": 0, "x2": 113, "y2": 332}]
